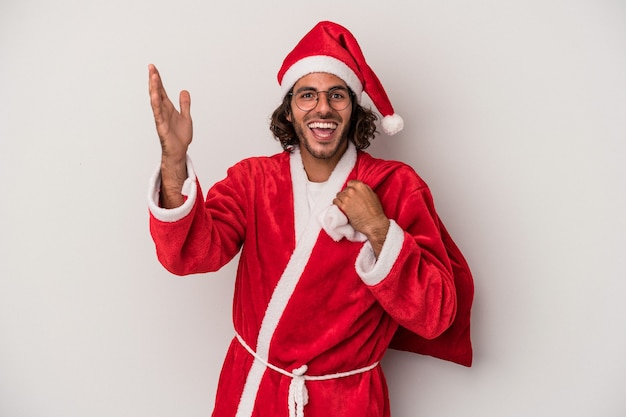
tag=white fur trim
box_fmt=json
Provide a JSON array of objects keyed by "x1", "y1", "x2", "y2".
[
  {"x1": 381, "y1": 114, "x2": 404, "y2": 136},
  {"x1": 235, "y1": 143, "x2": 357, "y2": 417},
  {"x1": 281, "y1": 56, "x2": 363, "y2": 102},
  {"x1": 291, "y1": 144, "x2": 358, "y2": 244},
  {"x1": 235, "y1": 360, "x2": 267, "y2": 417},
  {"x1": 319, "y1": 205, "x2": 366, "y2": 242},
  {"x1": 257, "y1": 143, "x2": 357, "y2": 355},
  {"x1": 147, "y1": 155, "x2": 197, "y2": 223},
  {"x1": 291, "y1": 147, "x2": 310, "y2": 244},
  {"x1": 356, "y1": 220, "x2": 405, "y2": 286}
]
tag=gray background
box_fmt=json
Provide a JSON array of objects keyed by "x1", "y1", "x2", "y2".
[{"x1": 1, "y1": 0, "x2": 625, "y2": 416}]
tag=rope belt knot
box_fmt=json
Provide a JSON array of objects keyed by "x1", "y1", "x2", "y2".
[
  {"x1": 235, "y1": 333, "x2": 379, "y2": 417},
  {"x1": 288, "y1": 365, "x2": 309, "y2": 417}
]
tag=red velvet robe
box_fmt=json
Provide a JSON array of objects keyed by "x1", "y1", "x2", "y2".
[{"x1": 148, "y1": 144, "x2": 469, "y2": 417}]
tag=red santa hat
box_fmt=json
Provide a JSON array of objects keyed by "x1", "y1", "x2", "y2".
[{"x1": 278, "y1": 21, "x2": 404, "y2": 136}]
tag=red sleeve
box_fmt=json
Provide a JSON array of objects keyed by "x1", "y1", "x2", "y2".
[
  {"x1": 356, "y1": 157, "x2": 474, "y2": 366},
  {"x1": 365, "y1": 184, "x2": 458, "y2": 340},
  {"x1": 149, "y1": 164, "x2": 248, "y2": 276}
]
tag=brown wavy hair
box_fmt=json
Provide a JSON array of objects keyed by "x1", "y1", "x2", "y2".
[{"x1": 269, "y1": 89, "x2": 379, "y2": 150}]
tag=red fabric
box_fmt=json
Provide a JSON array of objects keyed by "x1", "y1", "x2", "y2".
[
  {"x1": 389, "y1": 219, "x2": 474, "y2": 367},
  {"x1": 149, "y1": 150, "x2": 473, "y2": 417}
]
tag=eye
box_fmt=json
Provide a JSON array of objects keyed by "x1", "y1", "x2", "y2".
[
  {"x1": 298, "y1": 91, "x2": 316, "y2": 101},
  {"x1": 329, "y1": 89, "x2": 348, "y2": 101}
]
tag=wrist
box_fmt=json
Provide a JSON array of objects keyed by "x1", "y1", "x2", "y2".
[
  {"x1": 161, "y1": 153, "x2": 188, "y2": 180},
  {"x1": 364, "y1": 216, "x2": 390, "y2": 257},
  {"x1": 159, "y1": 155, "x2": 189, "y2": 208},
  {"x1": 161, "y1": 152, "x2": 187, "y2": 169}
]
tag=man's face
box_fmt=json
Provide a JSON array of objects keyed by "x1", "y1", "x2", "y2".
[{"x1": 287, "y1": 72, "x2": 353, "y2": 162}]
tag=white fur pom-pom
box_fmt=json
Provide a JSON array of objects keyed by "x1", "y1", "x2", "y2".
[{"x1": 381, "y1": 114, "x2": 404, "y2": 136}]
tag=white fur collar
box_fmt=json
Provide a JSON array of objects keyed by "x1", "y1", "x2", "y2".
[{"x1": 290, "y1": 142, "x2": 357, "y2": 243}]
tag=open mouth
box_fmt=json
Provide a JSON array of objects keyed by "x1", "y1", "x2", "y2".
[{"x1": 308, "y1": 121, "x2": 338, "y2": 139}]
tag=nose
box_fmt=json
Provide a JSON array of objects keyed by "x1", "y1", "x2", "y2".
[{"x1": 314, "y1": 92, "x2": 332, "y2": 113}]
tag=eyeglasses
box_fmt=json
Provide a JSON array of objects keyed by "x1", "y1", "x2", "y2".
[{"x1": 289, "y1": 87, "x2": 353, "y2": 112}]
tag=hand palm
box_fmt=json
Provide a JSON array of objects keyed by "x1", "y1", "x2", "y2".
[{"x1": 149, "y1": 64, "x2": 193, "y2": 160}]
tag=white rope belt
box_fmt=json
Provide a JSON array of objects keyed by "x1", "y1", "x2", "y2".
[{"x1": 235, "y1": 333, "x2": 379, "y2": 417}]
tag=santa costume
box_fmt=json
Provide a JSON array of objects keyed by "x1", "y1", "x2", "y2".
[{"x1": 149, "y1": 21, "x2": 473, "y2": 417}]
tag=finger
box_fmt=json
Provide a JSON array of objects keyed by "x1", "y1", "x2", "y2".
[
  {"x1": 179, "y1": 90, "x2": 191, "y2": 119},
  {"x1": 350, "y1": 180, "x2": 372, "y2": 193},
  {"x1": 149, "y1": 67, "x2": 178, "y2": 129},
  {"x1": 343, "y1": 181, "x2": 364, "y2": 194},
  {"x1": 335, "y1": 189, "x2": 347, "y2": 202},
  {"x1": 148, "y1": 64, "x2": 170, "y2": 107},
  {"x1": 148, "y1": 66, "x2": 164, "y2": 112},
  {"x1": 148, "y1": 64, "x2": 164, "y2": 90},
  {"x1": 148, "y1": 63, "x2": 158, "y2": 87},
  {"x1": 148, "y1": 64, "x2": 162, "y2": 96},
  {"x1": 332, "y1": 197, "x2": 346, "y2": 212}
]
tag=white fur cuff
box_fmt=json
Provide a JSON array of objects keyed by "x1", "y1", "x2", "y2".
[
  {"x1": 356, "y1": 220, "x2": 404, "y2": 286},
  {"x1": 147, "y1": 155, "x2": 198, "y2": 223}
]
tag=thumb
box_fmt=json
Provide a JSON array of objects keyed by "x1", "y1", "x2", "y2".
[{"x1": 179, "y1": 90, "x2": 191, "y2": 118}]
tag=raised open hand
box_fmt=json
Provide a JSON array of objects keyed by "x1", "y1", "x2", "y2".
[
  {"x1": 148, "y1": 64, "x2": 193, "y2": 208},
  {"x1": 148, "y1": 64, "x2": 193, "y2": 163}
]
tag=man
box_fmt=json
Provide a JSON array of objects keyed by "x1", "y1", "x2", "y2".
[{"x1": 148, "y1": 21, "x2": 473, "y2": 417}]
